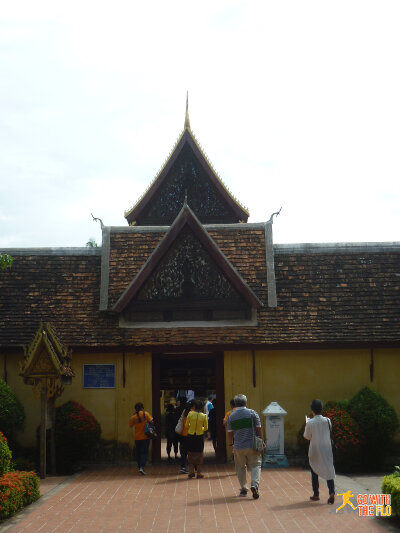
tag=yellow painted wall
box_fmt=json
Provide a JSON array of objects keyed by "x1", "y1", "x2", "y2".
[
  {"x1": 0, "y1": 351, "x2": 152, "y2": 448},
  {"x1": 2, "y1": 347, "x2": 399, "y2": 457},
  {"x1": 224, "y1": 348, "x2": 400, "y2": 456}
]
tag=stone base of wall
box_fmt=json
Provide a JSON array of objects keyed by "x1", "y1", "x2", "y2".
[{"x1": 84, "y1": 440, "x2": 134, "y2": 464}]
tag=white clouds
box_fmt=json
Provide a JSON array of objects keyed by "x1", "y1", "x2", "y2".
[{"x1": 0, "y1": 1, "x2": 399, "y2": 247}]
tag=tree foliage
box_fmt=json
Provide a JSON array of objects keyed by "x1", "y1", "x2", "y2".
[
  {"x1": 85, "y1": 238, "x2": 98, "y2": 248},
  {"x1": 0, "y1": 253, "x2": 13, "y2": 270}
]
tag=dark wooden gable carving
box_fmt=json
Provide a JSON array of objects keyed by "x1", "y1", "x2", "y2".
[
  {"x1": 124, "y1": 129, "x2": 249, "y2": 226},
  {"x1": 114, "y1": 205, "x2": 262, "y2": 322}
]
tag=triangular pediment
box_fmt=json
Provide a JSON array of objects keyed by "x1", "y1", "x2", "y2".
[
  {"x1": 20, "y1": 322, "x2": 74, "y2": 384},
  {"x1": 114, "y1": 205, "x2": 262, "y2": 321},
  {"x1": 124, "y1": 128, "x2": 249, "y2": 226}
]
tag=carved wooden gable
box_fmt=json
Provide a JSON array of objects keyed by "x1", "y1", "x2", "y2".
[
  {"x1": 125, "y1": 129, "x2": 249, "y2": 226},
  {"x1": 114, "y1": 205, "x2": 262, "y2": 323}
]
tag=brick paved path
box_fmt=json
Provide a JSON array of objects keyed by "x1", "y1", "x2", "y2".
[{"x1": 0, "y1": 465, "x2": 395, "y2": 533}]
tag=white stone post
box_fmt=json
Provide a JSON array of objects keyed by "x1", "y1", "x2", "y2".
[{"x1": 262, "y1": 402, "x2": 289, "y2": 468}]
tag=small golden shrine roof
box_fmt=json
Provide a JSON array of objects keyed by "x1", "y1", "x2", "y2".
[{"x1": 20, "y1": 322, "x2": 74, "y2": 384}]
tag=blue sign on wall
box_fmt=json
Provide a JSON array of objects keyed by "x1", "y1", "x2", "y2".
[{"x1": 83, "y1": 364, "x2": 116, "y2": 388}]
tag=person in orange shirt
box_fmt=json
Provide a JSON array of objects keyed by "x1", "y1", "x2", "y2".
[
  {"x1": 129, "y1": 402, "x2": 154, "y2": 475},
  {"x1": 223, "y1": 399, "x2": 236, "y2": 426}
]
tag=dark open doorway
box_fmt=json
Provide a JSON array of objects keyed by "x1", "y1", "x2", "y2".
[{"x1": 152, "y1": 352, "x2": 226, "y2": 463}]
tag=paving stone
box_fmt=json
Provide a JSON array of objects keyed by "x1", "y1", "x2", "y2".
[{"x1": 0, "y1": 465, "x2": 393, "y2": 533}]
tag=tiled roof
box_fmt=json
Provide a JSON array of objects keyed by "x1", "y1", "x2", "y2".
[
  {"x1": 112, "y1": 206, "x2": 262, "y2": 313},
  {"x1": 0, "y1": 236, "x2": 399, "y2": 349}
]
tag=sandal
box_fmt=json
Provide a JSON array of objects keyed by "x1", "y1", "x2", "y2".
[{"x1": 327, "y1": 493, "x2": 335, "y2": 504}]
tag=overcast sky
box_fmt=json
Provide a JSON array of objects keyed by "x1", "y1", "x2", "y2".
[{"x1": 1, "y1": 1, "x2": 399, "y2": 249}]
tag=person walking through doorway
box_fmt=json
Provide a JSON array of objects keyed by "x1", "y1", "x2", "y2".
[
  {"x1": 208, "y1": 398, "x2": 217, "y2": 452},
  {"x1": 129, "y1": 402, "x2": 154, "y2": 475},
  {"x1": 227, "y1": 394, "x2": 264, "y2": 499},
  {"x1": 185, "y1": 399, "x2": 208, "y2": 479},
  {"x1": 303, "y1": 399, "x2": 335, "y2": 504},
  {"x1": 205, "y1": 395, "x2": 214, "y2": 440},
  {"x1": 165, "y1": 404, "x2": 179, "y2": 462},
  {"x1": 223, "y1": 399, "x2": 236, "y2": 426},
  {"x1": 178, "y1": 400, "x2": 194, "y2": 474}
]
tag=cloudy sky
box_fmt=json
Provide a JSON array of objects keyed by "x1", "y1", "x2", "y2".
[{"x1": 1, "y1": 1, "x2": 399, "y2": 249}]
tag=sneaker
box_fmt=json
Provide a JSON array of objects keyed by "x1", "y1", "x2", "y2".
[
  {"x1": 180, "y1": 467, "x2": 188, "y2": 474},
  {"x1": 239, "y1": 489, "x2": 248, "y2": 497},
  {"x1": 188, "y1": 473, "x2": 196, "y2": 479},
  {"x1": 251, "y1": 486, "x2": 259, "y2": 499},
  {"x1": 139, "y1": 468, "x2": 146, "y2": 475}
]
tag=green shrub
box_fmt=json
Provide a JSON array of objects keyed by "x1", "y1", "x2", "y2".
[
  {"x1": 0, "y1": 379, "x2": 25, "y2": 446},
  {"x1": 54, "y1": 401, "x2": 101, "y2": 473},
  {"x1": 382, "y1": 467, "x2": 400, "y2": 517},
  {"x1": 12, "y1": 457, "x2": 37, "y2": 473},
  {"x1": 348, "y1": 387, "x2": 399, "y2": 469},
  {"x1": 18, "y1": 470, "x2": 40, "y2": 506},
  {"x1": 322, "y1": 405, "x2": 364, "y2": 471},
  {"x1": 296, "y1": 405, "x2": 363, "y2": 473},
  {"x1": 324, "y1": 399, "x2": 350, "y2": 411},
  {"x1": 0, "y1": 470, "x2": 40, "y2": 520},
  {"x1": 0, "y1": 432, "x2": 12, "y2": 476}
]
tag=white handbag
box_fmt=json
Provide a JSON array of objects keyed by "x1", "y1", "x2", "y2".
[{"x1": 175, "y1": 413, "x2": 184, "y2": 435}]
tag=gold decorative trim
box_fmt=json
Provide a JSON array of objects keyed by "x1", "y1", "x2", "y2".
[
  {"x1": 20, "y1": 322, "x2": 74, "y2": 380},
  {"x1": 124, "y1": 127, "x2": 249, "y2": 220}
]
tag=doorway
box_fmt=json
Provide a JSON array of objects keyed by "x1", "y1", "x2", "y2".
[{"x1": 151, "y1": 352, "x2": 226, "y2": 463}]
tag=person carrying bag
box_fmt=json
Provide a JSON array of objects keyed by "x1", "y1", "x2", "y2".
[
  {"x1": 129, "y1": 402, "x2": 155, "y2": 475},
  {"x1": 227, "y1": 394, "x2": 265, "y2": 499},
  {"x1": 185, "y1": 399, "x2": 208, "y2": 479}
]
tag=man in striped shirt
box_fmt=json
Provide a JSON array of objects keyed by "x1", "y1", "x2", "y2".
[{"x1": 227, "y1": 394, "x2": 265, "y2": 499}]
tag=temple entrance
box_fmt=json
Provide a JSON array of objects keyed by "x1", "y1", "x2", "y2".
[{"x1": 151, "y1": 352, "x2": 226, "y2": 463}]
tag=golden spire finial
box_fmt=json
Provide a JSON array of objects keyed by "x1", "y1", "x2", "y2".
[{"x1": 184, "y1": 91, "x2": 191, "y2": 130}]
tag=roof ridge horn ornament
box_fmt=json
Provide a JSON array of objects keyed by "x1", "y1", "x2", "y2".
[
  {"x1": 91, "y1": 213, "x2": 104, "y2": 230},
  {"x1": 184, "y1": 91, "x2": 191, "y2": 130},
  {"x1": 268, "y1": 207, "x2": 282, "y2": 224}
]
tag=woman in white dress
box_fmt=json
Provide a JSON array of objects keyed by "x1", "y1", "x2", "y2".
[{"x1": 303, "y1": 399, "x2": 335, "y2": 504}]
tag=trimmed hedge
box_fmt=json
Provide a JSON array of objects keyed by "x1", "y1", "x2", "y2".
[
  {"x1": 382, "y1": 468, "x2": 400, "y2": 517},
  {"x1": 321, "y1": 405, "x2": 363, "y2": 471},
  {"x1": 0, "y1": 470, "x2": 40, "y2": 520},
  {"x1": 0, "y1": 433, "x2": 12, "y2": 477},
  {"x1": 349, "y1": 387, "x2": 399, "y2": 469},
  {"x1": 54, "y1": 401, "x2": 101, "y2": 473},
  {"x1": 0, "y1": 431, "x2": 41, "y2": 521}
]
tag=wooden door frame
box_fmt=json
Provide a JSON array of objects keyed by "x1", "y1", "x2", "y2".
[{"x1": 151, "y1": 351, "x2": 226, "y2": 463}]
